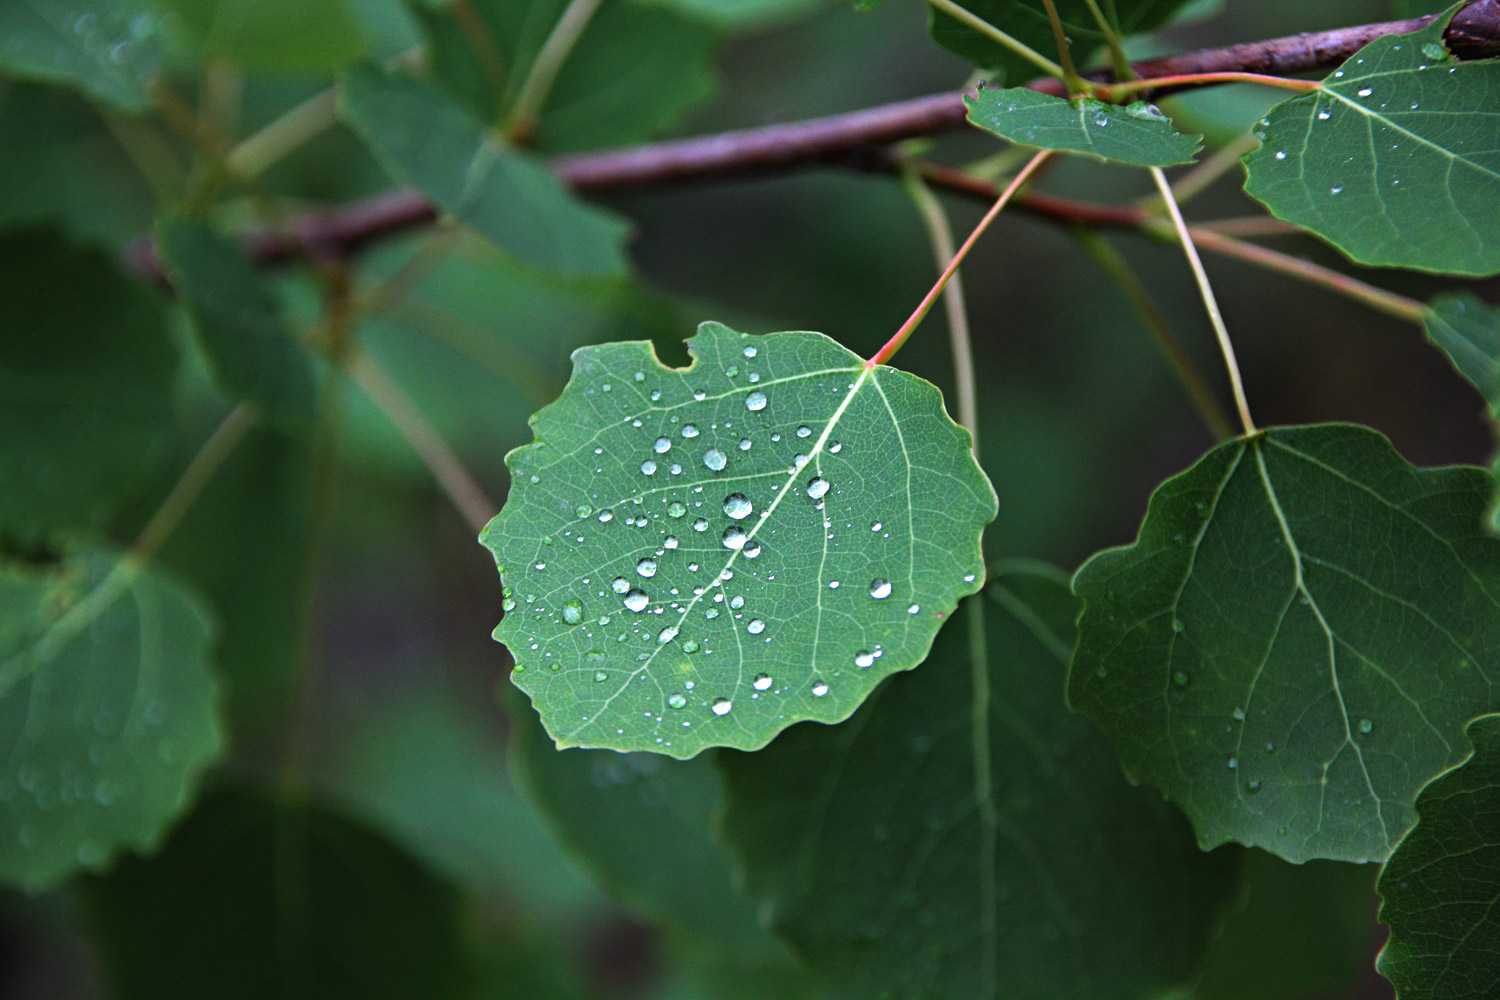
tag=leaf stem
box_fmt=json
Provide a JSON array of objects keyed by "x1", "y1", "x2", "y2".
[
  {"x1": 131, "y1": 404, "x2": 258, "y2": 564},
  {"x1": 349, "y1": 353, "x2": 497, "y2": 532},
  {"x1": 925, "y1": 0, "x2": 1069, "y2": 84},
  {"x1": 1073, "y1": 229, "x2": 1234, "y2": 440},
  {"x1": 1101, "y1": 72, "x2": 1319, "y2": 101},
  {"x1": 869, "y1": 150, "x2": 1052, "y2": 368},
  {"x1": 1149, "y1": 167, "x2": 1256, "y2": 436},
  {"x1": 506, "y1": 0, "x2": 604, "y2": 143},
  {"x1": 1083, "y1": 0, "x2": 1133, "y2": 80},
  {"x1": 226, "y1": 89, "x2": 338, "y2": 180},
  {"x1": 900, "y1": 168, "x2": 981, "y2": 450},
  {"x1": 1040, "y1": 0, "x2": 1087, "y2": 94}
]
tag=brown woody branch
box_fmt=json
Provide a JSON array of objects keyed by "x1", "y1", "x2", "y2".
[{"x1": 124, "y1": 2, "x2": 1500, "y2": 282}]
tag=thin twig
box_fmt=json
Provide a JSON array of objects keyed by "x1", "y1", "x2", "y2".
[
  {"x1": 1150, "y1": 167, "x2": 1255, "y2": 435},
  {"x1": 1100, "y1": 71, "x2": 1320, "y2": 100},
  {"x1": 226, "y1": 89, "x2": 338, "y2": 181},
  {"x1": 506, "y1": 0, "x2": 604, "y2": 142},
  {"x1": 132, "y1": 404, "x2": 259, "y2": 563},
  {"x1": 1040, "y1": 0, "x2": 1086, "y2": 92}
]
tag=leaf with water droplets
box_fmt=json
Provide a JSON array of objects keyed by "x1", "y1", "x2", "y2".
[
  {"x1": 1375, "y1": 713, "x2": 1500, "y2": 1000},
  {"x1": 0, "y1": 548, "x2": 223, "y2": 891},
  {"x1": 339, "y1": 64, "x2": 630, "y2": 277},
  {"x1": 719, "y1": 563, "x2": 1241, "y2": 998},
  {"x1": 1070, "y1": 423, "x2": 1500, "y2": 864},
  {"x1": 480, "y1": 321, "x2": 995, "y2": 757},
  {"x1": 0, "y1": 1, "x2": 163, "y2": 111},
  {"x1": 966, "y1": 87, "x2": 1201, "y2": 166},
  {"x1": 1242, "y1": 9, "x2": 1500, "y2": 276}
]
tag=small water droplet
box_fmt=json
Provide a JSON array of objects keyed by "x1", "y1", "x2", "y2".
[
  {"x1": 692, "y1": 517, "x2": 708, "y2": 532},
  {"x1": 1274, "y1": 150, "x2": 1287, "y2": 160},
  {"x1": 611, "y1": 577, "x2": 630, "y2": 594},
  {"x1": 562, "y1": 601, "x2": 583, "y2": 625},
  {"x1": 703, "y1": 448, "x2": 727, "y2": 471},
  {"x1": 722, "y1": 526, "x2": 747, "y2": 550},
  {"x1": 711, "y1": 697, "x2": 733, "y2": 716},
  {"x1": 668, "y1": 693, "x2": 688, "y2": 709},
  {"x1": 1246, "y1": 779, "x2": 1262, "y2": 794},
  {"x1": 667, "y1": 501, "x2": 687, "y2": 518},
  {"x1": 1329, "y1": 184, "x2": 1343, "y2": 195},
  {"x1": 636, "y1": 558, "x2": 658, "y2": 578},
  {"x1": 683, "y1": 639, "x2": 700, "y2": 653},
  {"x1": 1356, "y1": 86, "x2": 1373, "y2": 98},
  {"x1": 746, "y1": 619, "x2": 766, "y2": 635},
  {"x1": 1232, "y1": 706, "x2": 1246, "y2": 721},
  {"x1": 908, "y1": 603, "x2": 920, "y2": 615},
  {"x1": 1421, "y1": 41, "x2": 1446, "y2": 60},
  {"x1": 854, "y1": 650, "x2": 875, "y2": 668},
  {"x1": 1172, "y1": 671, "x2": 1190, "y2": 688},
  {"x1": 869, "y1": 579, "x2": 892, "y2": 600},
  {"x1": 598, "y1": 509, "x2": 615, "y2": 523},
  {"x1": 640, "y1": 459, "x2": 658, "y2": 476},
  {"x1": 657, "y1": 625, "x2": 680, "y2": 644},
  {"x1": 730, "y1": 595, "x2": 745, "y2": 610},
  {"x1": 654, "y1": 437, "x2": 672, "y2": 454},
  {"x1": 811, "y1": 681, "x2": 830, "y2": 697},
  {"x1": 1227, "y1": 756, "x2": 1239, "y2": 770},
  {"x1": 806, "y1": 477, "x2": 830, "y2": 500},
  {"x1": 796, "y1": 425, "x2": 812, "y2": 439},
  {"x1": 1316, "y1": 109, "x2": 1332, "y2": 121},
  {"x1": 624, "y1": 590, "x2": 650, "y2": 613},
  {"x1": 753, "y1": 673, "x2": 773, "y2": 691},
  {"x1": 1358, "y1": 718, "x2": 1373, "y2": 735},
  {"x1": 743, "y1": 345, "x2": 758, "y2": 359},
  {"x1": 681, "y1": 424, "x2": 700, "y2": 439},
  {"x1": 745, "y1": 391, "x2": 768, "y2": 412}
]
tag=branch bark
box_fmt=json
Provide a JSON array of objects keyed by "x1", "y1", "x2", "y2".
[{"x1": 124, "y1": 2, "x2": 1500, "y2": 283}]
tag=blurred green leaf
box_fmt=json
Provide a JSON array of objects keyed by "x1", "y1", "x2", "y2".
[
  {"x1": 1243, "y1": 10, "x2": 1500, "y2": 276},
  {"x1": 152, "y1": 0, "x2": 367, "y2": 73},
  {"x1": 1070, "y1": 423, "x2": 1500, "y2": 864},
  {"x1": 82, "y1": 784, "x2": 474, "y2": 999},
  {"x1": 0, "y1": 1, "x2": 163, "y2": 112},
  {"x1": 0, "y1": 547, "x2": 222, "y2": 892},
  {"x1": 0, "y1": 230, "x2": 177, "y2": 542},
  {"x1": 651, "y1": 0, "x2": 825, "y2": 30},
  {"x1": 1376, "y1": 713, "x2": 1500, "y2": 1000},
  {"x1": 339, "y1": 64, "x2": 630, "y2": 276},
  {"x1": 482, "y1": 322, "x2": 995, "y2": 757},
  {"x1": 157, "y1": 219, "x2": 318, "y2": 427},
  {"x1": 418, "y1": 0, "x2": 718, "y2": 152},
  {"x1": 1423, "y1": 293, "x2": 1500, "y2": 411},
  {"x1": 719, "y1": 564, "x2": 1241, "y2": 999},
  {"x1": 966, "y1": 87, "x2": 1201, "y2": 165}
]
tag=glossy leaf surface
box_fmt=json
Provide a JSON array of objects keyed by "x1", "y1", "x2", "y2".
[{"x1": 966, "y1": 87, "x2": 1201, "y2": 165}]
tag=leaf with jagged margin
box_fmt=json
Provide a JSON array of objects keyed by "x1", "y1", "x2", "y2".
[
  {"x1": 1242, "y1": 8, "x2": 1500, "y2": 276},
  {"x1": 480, "y1": 321, "x2": 995, "y2": 758},
  {"x1": 338, "y1": 64, "x2": 630, "y2": 277},
  {"x1": 718, "y1": 563, "x2": 1242, "y2": 999},
  {"x1": 966, "y1": 86, "x2": 1201, "y2": 166},
  {"x1": 1070, "y1": 423, "x2": 1500, "y2": 865},
  {"x1": 0, "y1": 548, "x2": 222, "y2": 891},
  {"x1": 1376, "y1": 713, "x2": 1500, "y2": 1000},
  {"x1": 0, "y1": 1, "x2": 162, "y2": 112},
  {"x1": 0, "y1": 229, "x2": 177, "y2": 543},
  {"x1": 157, "y1": 219, "x2": 318, "y2": 427},
  {"x1": 930, "y1": 1, "x2": 1195, "y2": 83}
]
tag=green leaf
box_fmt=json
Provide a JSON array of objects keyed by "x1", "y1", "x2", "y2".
[
  {"x1": 0, "y1": 229, "x2": 177, "y2": 542},
  {"x1": 81, "y1": 784, "x2": 474, "y2": 998},
  {"x1": 930, "y1": 1, "x2": 1192, "y2": 81},
  {"x1": 338, "y1": 64, "x2": 630, "y2": 277},
  {"x1": 1242, "y1": 10, "x2": 1500, "y2": 276},
  {"x1": 418, "y1": 0, "x2": 719, "y2": 153},
  {"x1": 152, "y1": 0, "x2": 366, "y2": 73},
  {"x1": 965, "y1": 87, "x2": 1201, "y2": 166},
  {"x1": 718, "y1": 563, "x2": 1241, "y2": 999},
  {"x1": 0, "y1": 1, "x2": 163, "y2": 112},
  {"x1": 0, "y1": 548, "x2": 222, "y2": 891},
  {"x1": 1424, "y1": 293, "x2": 1500, "y2": 412},
  {"x1": 1375, "y1": 713, "x2": 1500, "y2": 1000},
  {"x1": 652, "y1": 0, "x2": 824, "y2": 30},
  {"x1": 157, "y1": 219, "x2": 318, "y2": 427},
  {"x1": 1069, "y1": 423, "x2": 1500, "y2": 864},
  {"x1": 480, "y1": 321, "x2": 995, "y2": 758},
  {"x1": 509, "y1": 694, "x2": 802, "y2": 968}
]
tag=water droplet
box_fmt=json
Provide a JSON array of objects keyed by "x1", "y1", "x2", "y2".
[
  {"x1": 828, "y1": 580, "x2": 840, "y2": 589},
  {"x1": 636, "y1": 558, "x2": 658, "y2": 578},
  {"x1": 811, "y1": 681, "x2": 830, "y2": 697},
  {"x1": 743, "y1": 345, "x2": 758, "y2": 359},
  {"x1": 1274, "y1": 150, "x2": 1287, "y2": 160},
  {"x1": 1246, "y1": 779, "x2": 1262, "y2": 794},
  {"x1": 640, "y1": 459, "x2": 658, "y2": 476},
  {"x1": 624, "y1": 590, "x2": 650, "y2": 613},
  {"x1": 854, "y1": 650, "x2": 875, "y2": 668},
  {"x1": 1358, "y1": 718, "x2": 1373, "y2": 735},
  {"x1": 598, "y1": 509, "x2": 615, "y2": 523},
  {"x1": 1421, "y1": 41, "x2": 1446, "y2": 60},
  {"x1": 1092, "y1": 110, "x2": 1110, "y2": 127},
  {"x1": 593, "y1": 670, "x2": 608, "y2": 683},
  {"x1": 907, "y1": 603, "x2": 920, "y2": 615},
  {"x1": 1356, "y1": 86, "x2": 1373, "y2": 98},
  {"x1": 869, "y1": 579, "x2": 892, "y2": 600},
  {"x1": 743, "y1": 542, "x2": 762, "y2": 559},
  {"x1": 738, "y1": 438, "x2": 752, "y2": 451},
  {"x1": 711, "y1": 697, "x2": 733, "y2": 716},
  {"x1": 1171, "y1": 619, "x2": 1184, "y2": 634},
  {"x1": 806, "y1": 477, "x2": 830, "y2": 500},
  {"x1": 1172, "y1": 671, "x2": 1190, "y2": 688},
  {"x1": 683, "y1": 640, "x2": 700, "y2": 654},
  {"x1": 753, "y1": 673, "x2": 773, "y2": 691},
  {"x1": 796, "y1": 425, "x2": 812, "y2": 439},
  {"x1": 668, "y1": 693, "x2": 687, "y2": 709},
  {"x1": 746, "y1": 619, "x2": 766, "y2": 635},
  {"x1": 663, "y1": 536, "x2": 679, "y2": 550},
  {"x1": 667, "y1": 501, "x2": 687, "y2": 518},
  {"x1": 1232, "y1": 706, "x2": 1246, "y2": 721},
  {"x1": 1329, "y1": 184, "x2": 1343, "y2": 195},
  {"x1": 657, "y1": 625, "x2": 680, "y2": 644},
  {"x1": 612, "y1": 577, "x2": 630, "y2": 594},
  {"x1": 681, "y1": 424, "x2": 700, "y2": 439},
  {"x1": 561, "y1": 601, "x2": 583, "y2": 625},
  {"x1": 870, "y1": 521, "x2": 882, "y2": 532},
  {"x1": 722, "y1": 526, "x2": 747, "y2": 550},
  {"x1": 692, "y1": 517, "x2": 708, "y2": 532},
  {"x1": 654, "y1": 437, "x2": 672, "y2": 454},
  {"x1": 745, "y1": 391, "x2": 768, "y2": 412},
  {"x1": 1227, "y1": 756, "x2": 1239, "y2": 770},
  {"x1": 704, "y1": 448, "x2": 727, "y2": 471}
]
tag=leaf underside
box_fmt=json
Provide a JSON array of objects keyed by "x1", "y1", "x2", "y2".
[
  {"x1": 481, "y1": 322, "x2": 996, "y2": 758},
  {"x1": 966, "y1": 87, "x2": 1201, "y2": 166},
  {"x1": 719, "y1": 564, "x2": 1241, "y2": 999},
  {"x1": 1243, "y1": 11, "x2": 1500, "y2": 276},
  {"x1": 1376, "y1": 713, "x2": 1500, "y2": 1000},
  {"x1": 1070, "y1": 423, "x2": 1500, "y2": 864}
]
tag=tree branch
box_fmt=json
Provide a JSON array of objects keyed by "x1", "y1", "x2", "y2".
[{"x1": 123, "y1": 3, "x2": 1500, "y2": 283}]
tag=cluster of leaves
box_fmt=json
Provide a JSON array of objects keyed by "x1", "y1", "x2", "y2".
[{"x1": 3, "y1": 0, "x2": 1500, "y2": 997}]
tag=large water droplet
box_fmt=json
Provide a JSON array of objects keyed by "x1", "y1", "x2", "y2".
[
  {"x1": 854, "y1": 650, "x2": 875, "y2": 668},
  {"x1": 722, "y1": 526, "x2": 747, "y2": 550},
  {"x1": 711, "y1": 697, "x2": 733, "y2": 716},
  {"x1": 704, "y1": 448, "x2": 727, "y2": 471},
  {"x1": 624, "y1": 590, "x2": 650, "y2": 613},
  {"x1": 723, "y1": 493, "x2": 753, "y2": 519},
  {"x1": 806, "y1": 477, "x2": 830, "y2": 500},
  {"x1": 745, "y1": 391, "x2": 767, "y2": 412},
  {"x1": 611, "y1": 577, "x2": 630, "y2": 594},
  {"x1": 811, "y1": 681, "x2": 829, "y2": 697},
  {"x1": 681, "y1": 424, "x2": 700, "y2": 439},
  {"x1": 753, "y1": 673, "x2": 773, "y2": 691},
  {"x1": 653, "y1": 437, "x2": 672, "y2": 454},
  {"x1": 746, "y1": 619, "x2": 765, "y2": 635},
  {"x1": 640, "y1": 460, "x2": 658, "y2": 476},
  {"x1": 636, "y1": 558, "x2": 658, "y2": 578},
  {"x1": 657, "y1": 625, "x2": 680, "y2": 644}
]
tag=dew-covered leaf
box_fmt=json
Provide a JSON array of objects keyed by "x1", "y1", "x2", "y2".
[
  {"x1": 339, "y1": 64, "x2": 630, "y2": 277},
  {"x1": 82, "y1": 784, "x2": 473, "y2": 999},
  {"x1": 1424, "y1": 293, "x2": 1500, "y2": 411},
  {"x1": 0, "y1": 230, "x2": 177, "y2": 542},
  {"x1": 0, "y1": 1, "x2": 163, "y2": 112},
  {"x1": 1069, "y1": 423, "x2": 1500, "y2": 864},
  {"x1": 152, "y1": 0, "x2": 366, "y2": 73},
  {"x1": 719, "y1": 563, "x2": 1241, "y2": 999},
  {"x1": 1242, "y1": 9, "x2": 1500, "y2": 276},
  {"x1": 480, "y1": 321, "x2": 995, "y2": 758},
  {"x1": 1376, "y1": 713, "x2": 1500, "y2": 1000},
  {"x1": 157, "y1": 218, "x2": 318, "y2": 427},
  {"x1": 0, "y1": 548, "x2": 222, "y2": 891},
  {"x1": 965, "y1": 87, "x2": 1201, "y2": 166},
  {"x1": 930, "y1": 1, "x2": 1194, "y2": 81}
]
